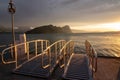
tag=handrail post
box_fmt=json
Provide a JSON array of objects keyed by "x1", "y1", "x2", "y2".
[
  {"x1": 59, "y1": 42, "x2": 61, "y2": 50},
  {"x1": 73, "y1": 41, "x2": 74, "y2": 53},
  {"x1": 72, "y1": 42, "x2": 74, "y2": 55},
  {"x1": 41, "y1": 41, "x2": 43, "y2": 52},
  {"x1": 47, "y1": 41, "x2": 49, "y2": 48},
  {"x1": 93, "y1": 48, "x2": 97, "y2": 72},
  {"x1": 91, "y1": 49, "x2": 94, "y2": 77},
  {"x1": 26, "y1": 42, "x2": 29, "y2": 60},
  {"x1": 69, "y1": 42, "x2": 71, "y2": 57},
  {"x1": 41, "y1": 51, "x2": 44, "y2": 68},
  {"x1": 68, "y1": 43, "x2": 70, "y2": 57},
  {"x1": 49, "y1": 48, "x2": 51, "y2": 73},
  {"x1": 64, "y1": 47, "x2": 66, "y2": 71},
  {"x1": 14, "y1": 45, "x2": 17, "y2": 69},
  {"x1": 46, "y1": 41, "x2": 47, "y2": 49},
  {"x1": 55, "y1": 44, "x2": 57, "y2": 64},
  {"x1": 95, "y1": 56, "x2": 97, "y2": 72},
  {"x1": 35, "y1": 40, "x2": 37, "y2": 56}
]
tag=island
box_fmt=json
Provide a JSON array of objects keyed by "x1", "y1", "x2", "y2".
[{"x1": 25, "y1": 25, "x2": 72, "y2": 34}]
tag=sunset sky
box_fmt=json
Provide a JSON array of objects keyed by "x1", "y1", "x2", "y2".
[{"x1": 0, "y1": 0, "x2": 120, "y2": 32}]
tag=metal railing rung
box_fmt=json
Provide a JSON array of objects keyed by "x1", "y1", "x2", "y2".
[
  {"x1": 60, "y1": 64, "x2": 65, "y2": 68},
  {"x1": 43, "y1": 65, "x2": 50, "y2": 69}
]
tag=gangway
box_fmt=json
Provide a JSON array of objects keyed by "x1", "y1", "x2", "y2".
[
  {"x1": 1, "y1": 40, "x2": 97, "y2": 79},
  {"x1": 1, "y1": 40, "x2": 66, "y2": 78},
  {"x1": 60, "y1": 40, "x2": 97, "y2": 80}
]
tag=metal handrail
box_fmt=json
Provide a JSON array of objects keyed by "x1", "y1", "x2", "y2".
[
  {"x1": 41, "y1": 40, "x2": 66, "y2": 74},
  {"x1": 85, "y1": 40, "x2": 97, "y2": 76},
  {"x1": 59, "y1": 40, "x2": 74, "y2": 71},
  {"x1": 1, "y1": 39, "x2": 49, "y2": 69}
]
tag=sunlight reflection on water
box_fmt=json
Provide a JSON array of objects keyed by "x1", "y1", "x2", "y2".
[{"x1": 1, "y1": 32, "x2": 120, "y2": 57}]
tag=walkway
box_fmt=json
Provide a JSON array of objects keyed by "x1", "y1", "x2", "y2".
[
  {"x1": 13, "y1": 54, "x2": 51, "y2": 78},
  {"x1": 63, "y1": 54, "x2": 92, "y2": 80}
]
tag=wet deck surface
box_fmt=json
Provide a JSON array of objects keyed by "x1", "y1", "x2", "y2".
[{"x1": 63, "y1": 54, "x2": 91, "y2": 80}]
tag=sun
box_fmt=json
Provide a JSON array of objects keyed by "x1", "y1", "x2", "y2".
[
  {"x1": 114, "y1": 23, "x2": 120, "y2": 30},
  {"x1": 111, "y1": 23, "x2": 120, "y2": 30}
]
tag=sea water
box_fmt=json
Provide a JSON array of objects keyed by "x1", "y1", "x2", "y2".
[{"x1": 1, "y1": 32, "x2": 120, "y2": 57}]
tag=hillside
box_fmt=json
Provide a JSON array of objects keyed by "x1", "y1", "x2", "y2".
[
  {"x1": 0, "y1": 25, "x2": 10, "y2": 32},
  {"x1": 26, "y1": 25, "x2": 72, "y2": 34}
]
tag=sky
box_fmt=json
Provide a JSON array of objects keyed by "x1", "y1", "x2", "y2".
[{"x1": 0, "y1": 0, "x2": 120, "y2": 32}]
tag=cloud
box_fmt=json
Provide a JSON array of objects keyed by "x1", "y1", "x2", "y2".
[
  {"x1": 0, "y1": 0, "x2": 120, "y2": 27},
  {"x1": 61, "y1": 0, "x2": 80, "y2": 5},
  {"x1": 82, "y1": 0, "x2": 120, "y2": 13}
]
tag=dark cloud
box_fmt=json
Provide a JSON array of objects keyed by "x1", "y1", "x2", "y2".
[
  {"x1": 0, "y1": 0, "x2": 120, "y2": 28},
  {"x1": 61, "y1": 0, "x2": 80, "y2": 5}
]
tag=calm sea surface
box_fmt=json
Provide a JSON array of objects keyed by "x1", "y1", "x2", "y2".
[{"x1": 1, "y1": 32, "x2": 120, "y2": 57}]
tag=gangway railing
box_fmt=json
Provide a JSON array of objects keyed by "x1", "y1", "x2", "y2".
[
  {"x1": 0, "y1": 44, "x2": 12, "y2": 54},
  {"x1": 59, "y1": 40, "x2": 74, "y2": 71},
  {"x1": 41, "y1": 40, "x2": 66, "y2": 74},
  {"x1": 0, "y1": 45, "x2": 7, "y2": 54},
  {"x1": 1, "y1": 39, "x2": 49, "y2": 69},
  {"x1": 85, "y1": 40, "x2": 97, "y2": 76}
]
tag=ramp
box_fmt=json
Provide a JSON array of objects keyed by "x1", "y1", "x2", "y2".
[
  {"x1": 63, "y1": 54, "x2": 92, "y2": 80},
  {"x1": 13, "y1": 54, "x2": 51, "y2": 78},
  {"x1": 11, "y1": 40, "x2": 66, "y2": 78}
]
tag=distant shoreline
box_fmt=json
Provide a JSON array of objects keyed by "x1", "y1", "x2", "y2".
[{"x1": 1, "y1": 31, "x2": 120, "y2": 34}]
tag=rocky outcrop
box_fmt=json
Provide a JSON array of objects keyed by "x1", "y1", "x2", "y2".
[{"x1": 26, "y1": 25, "x2": 72, "y2": 34}]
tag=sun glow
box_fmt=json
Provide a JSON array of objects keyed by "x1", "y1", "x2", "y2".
[
  {"x1": 101, "y1": 22, "x2": 120, "y2": 31},
  {"x1": 71, "y1": 22, "x2": 120, "y2": 32}
]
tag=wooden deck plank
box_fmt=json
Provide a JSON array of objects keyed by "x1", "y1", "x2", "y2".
[{"x1": 63, "y1": 54, "x2": 92, "y2": 80}]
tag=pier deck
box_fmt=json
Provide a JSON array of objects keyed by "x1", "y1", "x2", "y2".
[{"x1": 94, "y1": 57, "x2": 120, "y2": 80}]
